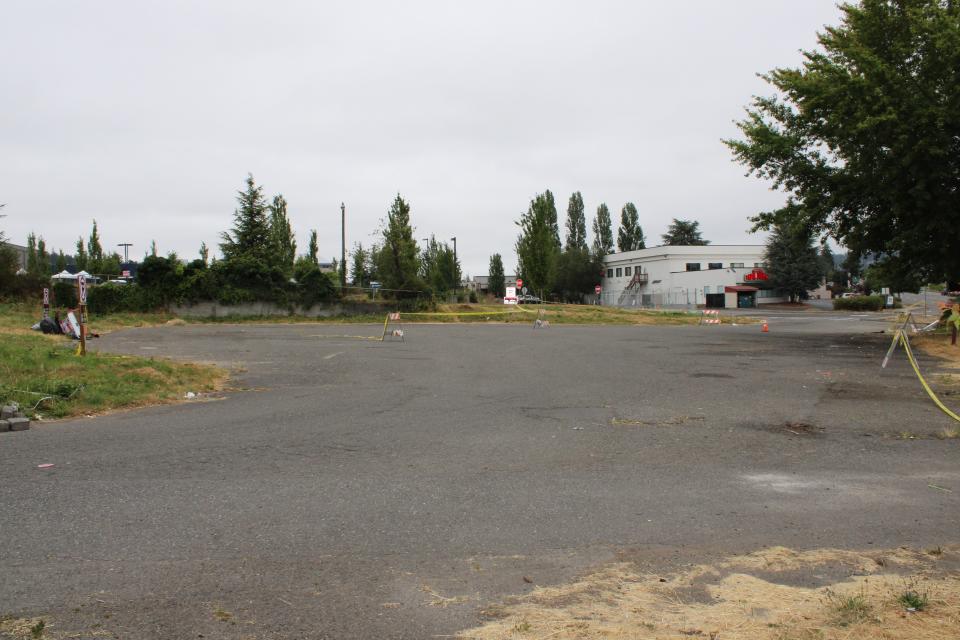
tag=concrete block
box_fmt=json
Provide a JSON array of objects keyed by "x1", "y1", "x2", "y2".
[
  {"x1": 0, "y1": 420, "x2": 9, "y2": 432},
  {"x1": 0, "y1": 406, "x2": 16, "y2": 420},
  {"x1": 8, "y1": 417, "x2": 30, "y2": 431}
]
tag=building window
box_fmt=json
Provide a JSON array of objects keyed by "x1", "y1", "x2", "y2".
[
  {"x1": 708, "y1": 262, "x2": 722, "y2": 270},
  {"x1": 606, "y1": 268, "x2": 613, "y2": 278},
  {"x1": 730, "y1": 262, "x2": 744, "y2": 268},
  {"x1": 754, "y1": 262, "x2": 764, "y2": 268},
  {"x1": 615, "y1": 267, "x2": 622, "y2": 277},
  {"x1": 704, "y1": 285, "x2": 711, "y2": 294},
  {"x1": 686, "y1": 263, "x2": 701, "y2": 271},
  {"x1": 625, "y1": 266, "x2": 632, "y2": 276}
]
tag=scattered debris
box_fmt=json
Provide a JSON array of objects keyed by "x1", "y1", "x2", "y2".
[{"x1": 37, "y1": 464, "x2": 55, "y2": 469}]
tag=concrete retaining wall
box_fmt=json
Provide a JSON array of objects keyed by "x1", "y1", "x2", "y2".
[{"x1": 171, "y1": 300, "x2": 389, "y2": 318}]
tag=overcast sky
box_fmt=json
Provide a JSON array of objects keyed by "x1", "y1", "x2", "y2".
[{"x1": 1, "y1": 1, "x2": 843, "y2": 275}]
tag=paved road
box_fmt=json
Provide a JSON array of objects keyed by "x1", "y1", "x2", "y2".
[{"x1": 2, "y1": 317, "x2": 958, "y2": 639}]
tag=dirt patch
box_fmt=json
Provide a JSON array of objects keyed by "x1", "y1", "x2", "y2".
[
  {"x1": 776, "y1": 422, "x2": 825, "y2": 436},
  {"x1": 459, "y1": 546, "x2": 960, "y2": 640},
  {"x1": 914, "y1": 334, "x2": 960, "y2": 368}
]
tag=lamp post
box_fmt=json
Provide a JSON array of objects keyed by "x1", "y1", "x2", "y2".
[
  {"x1": 117, "y1": 243, "x2": 132, "y2": 263},
  {"x1": 340, "y1": 203, "x2": 346, "y2": 289}
]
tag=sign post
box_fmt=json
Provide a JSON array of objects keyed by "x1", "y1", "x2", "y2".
[
  {"x1": 77, "y1": 275, "x2": 88, "y2": 356},
  {"x1": 504, "y1": 286, "x2": 517, "y2": 305},
  {"x1": 42, "y1": 287, "x2": 50, "y2": 320},
  {"x1": 516, "y1": 278, "x2": 523, "y2": 289}
]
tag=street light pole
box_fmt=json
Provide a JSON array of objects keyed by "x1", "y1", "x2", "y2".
[
  {"x1": 117, "y1": 243, "x2": 132, "y2": 263},
  {"x1": 451, "y1": 236, "x2": 457, "y2": 287}
]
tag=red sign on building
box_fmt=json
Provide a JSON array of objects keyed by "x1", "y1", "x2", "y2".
[{"x1": 744, "y1": 268, "x2": 768, "y2": 282}]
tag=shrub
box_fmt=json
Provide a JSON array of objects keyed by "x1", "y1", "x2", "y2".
[
  {"x1": 469, "y1": 290, "x2": 478, "y2": 303},
  {"x1": 832, "y1": 295, "x2": 885, "y2": 311},
  {"x1": 52, "y1": 281, "x2": 78, "y2": 308}
]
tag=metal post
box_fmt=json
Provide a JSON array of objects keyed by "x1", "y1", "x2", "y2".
[
  {"x1": 340, "y1": 202, "x2": 346, "y2": 289},
  {"x1": 117, "y1": 243, "x2": 132, "y2": 263},
  {"x1": 450, "y1": 236, "x2": 457, "y2": 289}
]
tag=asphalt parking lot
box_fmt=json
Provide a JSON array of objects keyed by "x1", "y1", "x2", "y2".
[{"x1": 1, "y1": 316, "x2": 958, "y2": 639}]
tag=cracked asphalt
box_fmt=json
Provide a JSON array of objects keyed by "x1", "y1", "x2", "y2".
[{"x1": 1, "y1": 314, "x2": 958, "y2": 638}]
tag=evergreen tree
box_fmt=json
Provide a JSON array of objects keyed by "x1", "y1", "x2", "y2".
[
  {"x1": 617, "y1": 202, "x2": 645, "y2": 252},
  {"x1": 199, "y1": 241, "x2": 209, "y2": 266},
  {"x1": 149, "y1": 239, "x2": 158, "y2": 257},
  {"x1": 488, "y1": 253, "x2": 505, "y2": 298},
  {"x1": 764, "y1": 213, "x2": 823, "y2": 302},
  {"x1": 55, "y1": 250, "x2": 67, "y2": 273},
  {"x1": 591, "y1": 203, "x2": 614, "y2": 256},
  {"x1": 220, "y1": 174, "x2": 271, "y2": 263},
  {"x1": 101, "y1": 252, "x2": 122, "y2": 277},
  {"x1": 87, "y1": 220, "x2": 104, "y2": 273},
  {"x1": 351, "y1": 242, "x2": 369, "y2": 287},
  {"x1": 661, "y1": 219, "x2": 709, "y2": 246},
  {"x1": 555, "y1": 248, "x2": 601, "y2": 302},
  {"x1": 818, "y1": 243, "x2": 834, "y2": 283},
  {"x1": 375, "y1": 194, "x2": 421, "y2": 293},
  {"x1": 75, "y1": 237, "x2": 88, "y2": 271},
  {"x1": 308, "y1": 230, "x2": 319, "y2": 265},
  {"x1": 419, "y1": 236, "x2": 459, "y2": 294},
  {"x1": 515, "y1": 190, "x2": 560, "y2": 297},
  {"x1": 565, "y1": 192, "x2": 588, "y2": 251},
  {"x1": 268, "y1": 194, "x2": 296, "y2": 274}
]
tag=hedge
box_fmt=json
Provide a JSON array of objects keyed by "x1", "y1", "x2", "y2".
[{"x1": 832, "y1": 295, "x2": 885, "y2": 311}]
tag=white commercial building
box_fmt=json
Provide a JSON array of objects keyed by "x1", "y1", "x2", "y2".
[{"x1": 600, "y1": 245, "x2": 787, "y2": 309}]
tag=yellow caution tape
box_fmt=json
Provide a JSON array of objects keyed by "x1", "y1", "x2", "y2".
[{"x1": 898, "y1": 332, "x2": 960, "y2": 423}]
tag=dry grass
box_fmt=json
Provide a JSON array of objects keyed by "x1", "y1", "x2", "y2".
[
  {"x1": 459, "y1": 546, "x2": 960, "y2": 640},
  {"x1": 914, "y1": 334, "x2": 960, "y2": 368}
]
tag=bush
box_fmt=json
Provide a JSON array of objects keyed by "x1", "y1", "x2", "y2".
[
  {"x1": 52, "y1": 281, "x2": 78, "y2": 308},
  {"x1": 833, "y1": 295, "x2": 885, "y2": 311},
  {"x1": 469, "y1": 290, "x2": 478, "y2": 303}
]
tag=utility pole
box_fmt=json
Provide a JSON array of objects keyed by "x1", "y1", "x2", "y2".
[
  {"x1": 117, "y1": 243, "x2": 132, "y2": 263},
  {"x1": 340, "y1": 202, "x2": 346, "y2": 289},
  {"x1": 450, "y1": 236, "x2": 457, "y2": 287}
]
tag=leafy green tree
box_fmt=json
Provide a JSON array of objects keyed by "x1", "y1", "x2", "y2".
[
  {"x1": 55, "y1": 250, "x2": 67, "y2": 273},
  {"x1": 661, "y1": 219, "x2": 708, "y2": 246},
  {"x1": 565, "y1": 192, "x2": 587, "y2": 251},
  {"x1": 818, "y1": 243, "x2": 835, "y2": 283},
  {"x1": 220, "y1": 174, "x2": 271, "y2": 263},
  {"x1": 351, "y1": 242, "x2": 369, "y2": 287},
  {"x1": 307, "y1": 230, "x2": 319, "y2": 265},
  {"x1": 87, "y1": 220, "x2": 104, "y2": 274},
  {"x1": 375, "y1": 194, "x2": 422, "y2": 293},
  {"x1": 74, "y1": 237, "x2": 88, "y2": 271},
  {"x1": 199, "y1": 241, "x2": 209, "y2": 266},
  {"x1": 763, "y1": 214, "x2": 823, "y2": 302},
  {"x1": 101, "y1": 252, "x2": 122, "y2": 278},
  {"x1": 488, "y1": 253, "x2": 505, "y2": 298},
  {"x1": 516, "y1": 190, "x2": 560, "y2": 296},
  {"x1": 725, "y1": 0, "x2": 960, "y2": 287},
  {"x1": 419, "y1": 236, "x2": 459, "y2": 294},
  {"x1": 591, "y1": 203, "x2": 614, "y2": 256},
  {"x1": 269, "y1": 194, "x2": 296, "y2": 274},
  {"x1": 617, "y1": 202, "x2": 645, "y2": 252},
  {"x1": 149, "y1": 240, "x2": 158, "y2": 257},
  {"x1": 555, "y1": 248, "x2": 601, "y2": 302}
]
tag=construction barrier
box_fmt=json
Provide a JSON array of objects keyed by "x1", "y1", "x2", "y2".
[
  {"x1": 533, "y1": 308, "x2": 549, "y2": 329},
  {"x1": 882, "y1": 321, "x2": 960, "y2": 424},
  {"x1": 381, "y1": 312, "x2": 404, "y2": 342},
  {"x1": 699, "y1": 309, "x2": 721, "y2": 325}
]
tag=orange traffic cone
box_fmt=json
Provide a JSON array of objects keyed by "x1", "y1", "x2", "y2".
[{"x1": 761, "y1": 320, "x2": 769, "y2": 333}]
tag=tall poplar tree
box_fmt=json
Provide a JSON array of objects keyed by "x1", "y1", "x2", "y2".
[
  {"x1": 488, "y1": 253, "x2": 505, "y2": 298},
  {"x1": 307, "y1": 230, "x2": 319, "y2": 265},
  {"x1": 87, "y1": 220, "x2": 104, "y2": 273},
  {"x1": 565, "y1": 191, "x2": 587, "y2": 251},
  {"x1": 617, "y1": 202, "x2": 645, "y2": 252},
  {"x1": 591, "y1": 203, "x2": 614, "y2": 256},
  {"x1": 268, "y1": 194, "x2": 296, "y2": 274}
]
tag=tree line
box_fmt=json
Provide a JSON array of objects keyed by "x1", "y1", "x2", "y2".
[{"x1": 502, "y1": 189, "x2": 708, "y2": 300}]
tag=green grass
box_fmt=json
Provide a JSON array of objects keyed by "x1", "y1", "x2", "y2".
[
  {"x1": 0, "y1": 304, "x2": 224, "y2": 419},
  {"x1": 897, "y1": 588, "x2": 929, "y2": 611}
]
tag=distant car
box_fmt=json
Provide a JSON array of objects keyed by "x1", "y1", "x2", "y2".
[
  {"x1": 840, "y1": 292, "x2": 859, "y2": 298},
  {"x1": 517, "y1": 294, "x2": 541, "y2": 304},
  {"x1": 941, "y1": 290, "x2": 960, "y2": 297}
]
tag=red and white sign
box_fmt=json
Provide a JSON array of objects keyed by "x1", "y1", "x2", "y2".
[
  {"x1": 504, "y1": 286, "x2": 518, "y2": 305},
  {"x1": 594, "y1": 285, "x2": 602, "y2": 294},
  {"x1": 388, "y1": 312, "x2": 400, "y2": 321},
  {"x1": 122, "y1": 270, "x2": 131, "y2": 278},
  {"x1": 77, "y1": 275, "x2": 88, "y2": 304},
  {"x1": 43, "y1": 288, "x2": 50, "y2": 305},
  {"x1": 744, "y1": 268, "x2": 768, "y2": 282},
  {"x1": 516, "y1": 278, "x2": 523, "y2": 288}
]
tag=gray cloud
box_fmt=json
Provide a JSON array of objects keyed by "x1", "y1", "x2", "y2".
[{"x1": 1, "y1": 0, "x2": 841, "y2": 274}]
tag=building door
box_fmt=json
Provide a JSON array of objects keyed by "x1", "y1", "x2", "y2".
[
  {"x1": 737, "y1": 292, "x2": 756, "y2": 308},
  {"x1": 705, "y1": 293, "x2": 725, "y2": 308}
]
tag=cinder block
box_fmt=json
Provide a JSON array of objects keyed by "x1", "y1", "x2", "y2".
[
  {"x1": 8, "y1": 417, "x2": 30, "y2": 431},
  {"x1": 0, "y1": 406, "x2": 16, "y2": 420},
  {"x1": 0, "y1": 420, "x2": 9, "y2": 432}
]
